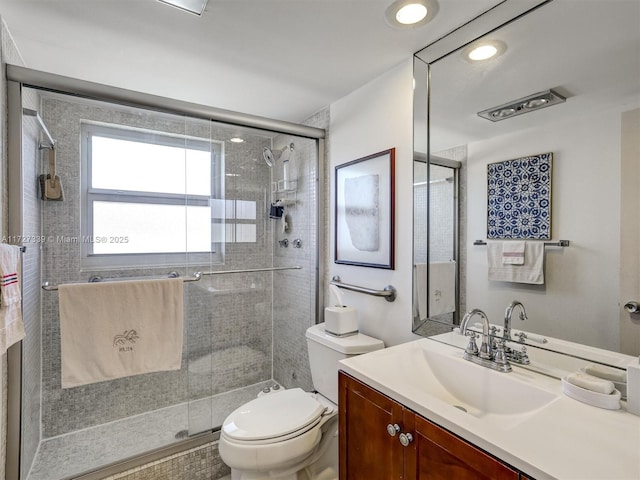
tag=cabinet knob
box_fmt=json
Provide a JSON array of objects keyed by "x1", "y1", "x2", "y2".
[
  {"x1": 386, "y1": 424, "x2": 400, "y2": 436},
  {"x1": 399, "y1": 432, "x2": 414, "y2": 447}
]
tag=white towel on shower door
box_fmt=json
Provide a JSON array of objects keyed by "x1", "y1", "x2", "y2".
[
  {"x1": 59, "y1": 278, "x2": 184, "y2": 388},
  {"x1": 0, "y1": 244, "x2": 24, "y2": 355}
]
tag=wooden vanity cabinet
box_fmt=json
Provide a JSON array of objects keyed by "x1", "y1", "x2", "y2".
[{"x1": 339, "y1": 372, "x2": 525, "y2": 480}]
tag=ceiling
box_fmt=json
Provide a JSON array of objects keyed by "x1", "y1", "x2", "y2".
[
  {"x1": 0, "y1": 0, "x2": 503, "y2": 123},
  {"x1": 425, "y1": 0, "x2": 640, "y2": 153}
]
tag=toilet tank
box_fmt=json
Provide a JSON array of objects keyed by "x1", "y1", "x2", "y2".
[{"x1": 306, "y1": 323, "x2": 384, "y2": 404}]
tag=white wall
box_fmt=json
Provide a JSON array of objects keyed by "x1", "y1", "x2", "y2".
[
  {"x1": 328, "y1": 58, "x2": 418, "y2": 347},
  {"x1": 466, "y1": 106, "x2": 623, "y2": 351}
]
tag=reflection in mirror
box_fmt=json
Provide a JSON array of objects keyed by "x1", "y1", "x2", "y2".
[
  {"x1": 412, "y1": 0, "x2": 640, "y2": 365},
  {"x1": 413, "y1": 157, "x2": 460, "y2": 337}
]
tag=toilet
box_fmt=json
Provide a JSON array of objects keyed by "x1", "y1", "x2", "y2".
[{"x1": 218, "y1": 323, "x2": 384, "y2": 480}]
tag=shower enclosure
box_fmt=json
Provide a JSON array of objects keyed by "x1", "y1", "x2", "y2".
[{"x1": 7, "y1": 66, "x2": 324, "y2": 480}]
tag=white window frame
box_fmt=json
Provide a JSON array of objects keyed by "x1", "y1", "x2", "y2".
[{"x1": 80, "y1": 121, "x2": 225, "y2": 270}]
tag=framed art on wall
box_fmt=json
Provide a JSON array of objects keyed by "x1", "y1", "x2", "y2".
[
  {"x1": 335, "y1": 148, "x2": 395, "y2": 269},
  {"x1": 487, "y1": 152, "x2": 552, "y2": 240}
]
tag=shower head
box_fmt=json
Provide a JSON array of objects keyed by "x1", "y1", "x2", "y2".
[
  {"x1": 262, "y1": 143, "x2": 295, "y2": 167},
  {"x1": 263, "y1": 147, "x2": 276, "y2": 167}
]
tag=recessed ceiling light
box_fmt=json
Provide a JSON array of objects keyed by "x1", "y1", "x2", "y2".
[
  {"x1": 396, "y1": 4, "x2": 427, "y2": 24},
  {"x1": 230, "y1": 137, "x2": 244, "y2": 143},
  {"x1": 463, "y1": 40, "x2": 507, "y2": 63},
  {"x1": 385, "y1": 0, "x2": 438, "y2": 28},
  {"x1": 157, "y1": 0, "x2": 208, "y2": 16}
]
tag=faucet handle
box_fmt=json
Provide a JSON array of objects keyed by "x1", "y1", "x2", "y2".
[
  {"x1": 464, "y1": 331, "x2": 479, "y2": 356},
  {"x1": 493, "y1": 339, "x2": 508, "y2": 365}
]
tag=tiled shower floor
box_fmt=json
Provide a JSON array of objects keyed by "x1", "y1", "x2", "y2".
[{"x1": 27, "y1": 380, "x2": 276, "y2": 480}]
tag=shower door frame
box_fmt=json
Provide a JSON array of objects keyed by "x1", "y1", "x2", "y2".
[{"x1": 5, "y1": 64, "x2": 326, "y2": 480}]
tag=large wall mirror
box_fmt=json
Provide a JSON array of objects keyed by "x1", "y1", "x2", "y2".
[{"x1": 413, "y1": 0, "x2": 640, "y2": 359}]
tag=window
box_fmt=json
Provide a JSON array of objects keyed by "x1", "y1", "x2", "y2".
[{"x1": 81, "y1": 122, "x2": 224, "y2": 268}]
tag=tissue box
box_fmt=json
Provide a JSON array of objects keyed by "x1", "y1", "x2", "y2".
[{"x1": 325, "y1": 306, "x2": 358, "y2": 336}]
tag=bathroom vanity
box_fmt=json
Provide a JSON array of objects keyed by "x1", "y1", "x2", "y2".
[
  {"x1": 339, "y1": 373, "x2": 523, "y2": 479},
  {"x1": 338, "y1": 339, "x2": 640, "y2": 480}
]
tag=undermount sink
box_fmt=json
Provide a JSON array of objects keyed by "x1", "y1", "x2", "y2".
[{"x1": 341, "y1": 339, "x2": 560, "y2": 430}]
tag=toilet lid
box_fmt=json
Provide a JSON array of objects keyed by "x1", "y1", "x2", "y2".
[{"x1": 222, "y1": 388, "x2": 326, "y2": 442}]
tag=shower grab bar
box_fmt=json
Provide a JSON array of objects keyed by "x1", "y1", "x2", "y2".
[
  {"x1": 200, "y1": 266, "x2": 302, "y2": 276},
  {"x1": 23, "y1": 108, "x2": 55, "y2": 148},
  {"x1": 330, "y1": 275, "x2": 397, "y2": 303},
  {"x1": 41, "y1": 271, "x2": 202, "y2": 291},
  {"x1": 473, "y1": 239, "x2": 570, "y2": 247}
]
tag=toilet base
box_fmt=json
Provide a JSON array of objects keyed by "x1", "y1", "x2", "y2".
[
  {"x1": 226, "y1": 420, "x2": 338, "y2": 480},
  {"x1": 231, "y1": 469, "x2": 298, "y2": 480}
]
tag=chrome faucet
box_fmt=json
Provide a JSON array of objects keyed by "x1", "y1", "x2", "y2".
[
  {"x1": 502, "y1": 301, "x2": 530, "y2": 365},
  {"x1": 460, "y1": 309, "x2": 512, "y2": 372},
  {"x1": 460, "y1": 308, "x2": 492, "y2": 359},
  {"x1": 503, "y1": 300, "x2": 528, "y2": 341}
]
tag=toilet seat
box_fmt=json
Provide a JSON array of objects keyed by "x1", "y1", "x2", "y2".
[{"x1": 222, "y1": 388, "x2": 328, "y2": 445}]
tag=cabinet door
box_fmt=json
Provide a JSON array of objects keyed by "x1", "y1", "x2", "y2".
[
  {"x1": 339, "y1": 372, "x2": 405, "y2": 479},
  {"x1": 409, "y1": 414, "x2": 519, "y2": 480}
]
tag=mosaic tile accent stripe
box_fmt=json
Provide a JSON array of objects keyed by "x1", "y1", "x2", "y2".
[{"x1": 101, "y1": 442, "x2": 229, "y2": 480}]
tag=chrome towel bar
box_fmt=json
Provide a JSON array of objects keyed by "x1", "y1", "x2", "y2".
[
  {"x1": 330, "y1": 275, "x2": 397, "y2": 302},
  {"x1": 42, "y1": 272, "x2": 202, "y2": 291},
  {"x1": 200, "y1": 266, "x2": 302, "y2": 275},
  {"x1": 42, "y1": 265, "x2": 303, "y2": 290},
  {"x1": 473, "y1": 239, "x2": 570, "y2": 247}
]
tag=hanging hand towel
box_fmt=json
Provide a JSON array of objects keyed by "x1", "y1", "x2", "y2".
[
  {"x1": 502, "y1": 241, "x2": 525, "y2": 265},
  {"x1": 413, "y1": 263, "x2": 428, "y2": 320},
  {"x1": 429, "y1": 261, "x2": 456, "y2": 316},
  {"x1": 414, "y1": 261, "x2": 456, "y2": 319},
  {"x1": 487, "y1": 241, "x2": 545, "y2": 284},
  {"x1": 59, "y1": 278, "x2": 184, "y2": 388},
  {"x1": 0, "y1": 244, "x2": 24, "y2": 355}
]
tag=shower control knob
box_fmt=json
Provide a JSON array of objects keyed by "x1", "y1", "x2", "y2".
[
  {"x1": 262, "y1": 387, "x2": 271, "y2": 394},
  {"x1": 399, "y1": 432, "x2": 414, "y2": 447},
  {"x1": 386, "y1": 424, "x2": 400, "y2": 436}
]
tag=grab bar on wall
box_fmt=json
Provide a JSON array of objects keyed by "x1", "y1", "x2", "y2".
[
  {"x1": 42, "y1": 271, "x2": 202, "y2": 291},
  {"x1": 473, "y1": 239, "x2": 570, "y2": 247},
  {"x1": 200, "y1": 266, "x2": 302, "y2": 276},
  {"x1": 330, "y1": 275, "x2": 397, "y2": 303}
]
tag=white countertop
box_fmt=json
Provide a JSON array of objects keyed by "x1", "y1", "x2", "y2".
[{"x1": 339, "y1": 338, "x2": 640, "y2": 480}]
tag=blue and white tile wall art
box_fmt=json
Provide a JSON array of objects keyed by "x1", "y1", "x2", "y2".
[{"x1": 487, "y1": 152, "x2": 552, "y2": 239}]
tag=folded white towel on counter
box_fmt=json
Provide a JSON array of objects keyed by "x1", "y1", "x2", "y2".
[
  {"x1": 59, "y1": 278, "x2": 184, "y2": 388},
  {"x1": 487, "y1": 241, "x2": 544, "y2": 284},
  {"x1": 0, "y1": 244, "x2": 24, "y2": 355},
  {"x1": 502, "y1": 241, "x2": 525, "y2": 265}
]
